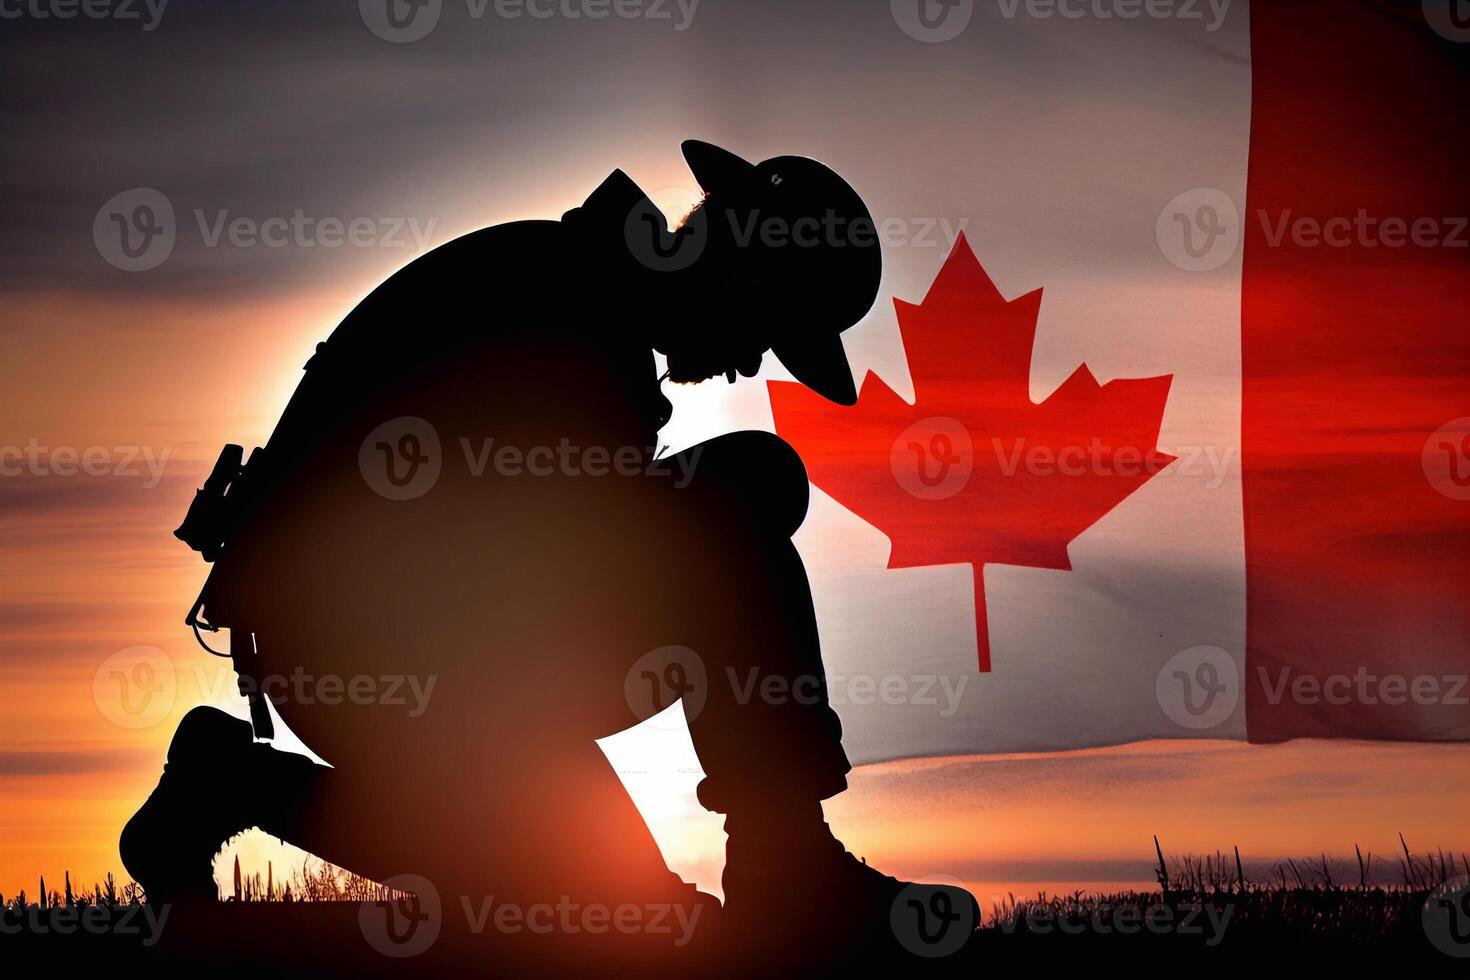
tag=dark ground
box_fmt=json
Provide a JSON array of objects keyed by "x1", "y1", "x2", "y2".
[{"x1": 4, "y1": 893, "x2": 1461, "y2": 977}]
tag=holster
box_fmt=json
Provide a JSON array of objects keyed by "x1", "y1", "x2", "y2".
[{"x1": 177, "y1": 443, "x2": 275, "y2": 739}]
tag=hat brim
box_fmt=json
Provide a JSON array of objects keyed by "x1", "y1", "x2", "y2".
[
  {"x1": 773, "y1": 332, "x2": 858, "y2": 406},
  {"x1": 681, "y1": 139, "x2": 758, "y2": 195}
]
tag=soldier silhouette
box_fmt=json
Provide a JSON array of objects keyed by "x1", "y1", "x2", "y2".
[{"x1": 121, "y1": 140, "x2": 978, "y2": 955}]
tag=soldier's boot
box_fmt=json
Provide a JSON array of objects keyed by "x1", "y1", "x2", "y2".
[
  {"x1": 719, "y1": 801, "x2": 979, "y2": 960},
  {"x1": 120, "y1": 706, "x2": 317, "y2": 903}
]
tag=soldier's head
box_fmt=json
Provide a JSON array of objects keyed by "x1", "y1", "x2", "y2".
[{"x1": 649, "y1": 141, "x2": 882, "y2": 406}]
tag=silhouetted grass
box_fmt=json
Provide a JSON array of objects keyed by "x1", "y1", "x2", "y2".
[
  {"x1": 2, "y1": 870, "x2": 143, "y2": 912},
  {"x1": 6, "y1": 834, "x2": 1463, "y2": 943},
  {"x1": 1, "y1": 858, "x2": 387, "y2": 909},
  {"x1": 984, "y1": 835, "x2": 1467, "y2": 939}
]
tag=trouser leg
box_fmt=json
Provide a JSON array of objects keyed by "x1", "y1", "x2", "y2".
[
  {"x1": 260, "y1": 726, "x2": 681, "y2": 911},
  {"x1": 122, "y1": 702, "x2": 681, "y2": 908},
  {"x1": 656, "y1": 434, "x2": 851, "y2": 815}
]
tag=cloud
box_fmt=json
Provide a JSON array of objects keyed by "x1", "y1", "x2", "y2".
[{"x1": 0, "y1": 747, "x2": 152, "y2": 777}]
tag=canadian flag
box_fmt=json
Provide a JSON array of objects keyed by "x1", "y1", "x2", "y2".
[{"x1": 648, "y1": 0, "x2": 1470, "y2": 760}]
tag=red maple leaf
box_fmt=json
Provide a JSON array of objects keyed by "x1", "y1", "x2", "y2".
[{"x1": 769, "y1": 234, "x2": 1174, "y2": 671}]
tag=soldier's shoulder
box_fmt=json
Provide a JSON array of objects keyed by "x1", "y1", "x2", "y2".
[
  {"x1": 382, "y1": 219, "x2": 565, "y2": 287},
  {"x1": 320, "y1": 219, "x2": 574, "y2": 351}
]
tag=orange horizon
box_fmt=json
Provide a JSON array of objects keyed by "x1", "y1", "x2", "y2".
[{"x1": 2, "y1": 276, "x2": 1466, "y2": 908}]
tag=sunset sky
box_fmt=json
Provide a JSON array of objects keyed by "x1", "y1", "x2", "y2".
[{"x1": 2, "y1": 0, "x2": 1466, "y2": 904}]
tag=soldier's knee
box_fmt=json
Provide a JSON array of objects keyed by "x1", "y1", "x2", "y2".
[
  {"x1": 680, "y1": 431, "x2": 810, "y2": 539},
  {"x1": 168, "y1": 706, "x2": 255, "y2": 764}
]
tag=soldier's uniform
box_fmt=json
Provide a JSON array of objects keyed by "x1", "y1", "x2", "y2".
[
  {"x1": 124, "y1": 145, "x2": 977, "y2": 955},
  {"x1": 134, "y1": 169, "x2": 849, "y2": 904}
]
